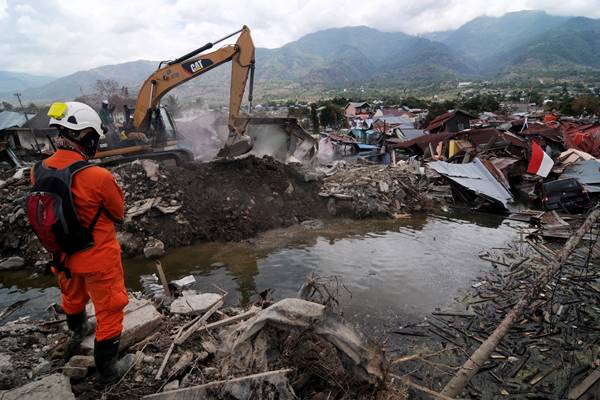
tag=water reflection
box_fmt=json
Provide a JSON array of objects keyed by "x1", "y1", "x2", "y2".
[{"x1": 1, "y1": 212, "x2": 521, "y2": 333}]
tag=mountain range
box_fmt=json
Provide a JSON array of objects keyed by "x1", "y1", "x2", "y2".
[{"x1": 1, "y1": 10, "x2": 600, "y2": 102}]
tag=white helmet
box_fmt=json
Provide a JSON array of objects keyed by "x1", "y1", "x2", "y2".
[{"x1": 48, "y1": 101, "x2": 104, "y2": 136}]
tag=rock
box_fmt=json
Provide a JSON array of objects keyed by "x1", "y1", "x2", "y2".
[
  {"x1": 285, "y1": 183, "x2": 294, "y2": 194},
  {"x1": 66, "y1": 355, "x2": 94, "y2": 369},
  {"x1": 301, "y1": 219, "x2": 324, "y2": 230},
  {"x1": 0, "y1": 353, "x2": 15, "y2": 389},
  {"x1": 140, "y1": 160, "x2": 160, "y2": 181},
  {"x1": 117, "y1": 232, "x2": 144, "y2": 255},
  {"x1": 62, "y1": 365, "x2": 88, "y2": 379},
  {"x1": 0, "y1": 373, "x2": 75, "y2": 400},
  {"x1": 32, "y1": 358, "x2": 52, "y2": 376},
  {"x1": 210, "y1": 262, "x2": 226, "y2": 268},
  {"x1": 169, "y1": 291, "x2": 222, "y2": 315},
  {"x1": 143, "y1": 239, "x2": 165, "y2": 259},
  {"x1": 82, "y1": 297, "x2": 162, "y2": 353},
  {"x1": 162, "y1": 380, "x2": 179, "y2": 392},
  {"x1": 0, "y1": 256, "x2": 25, "y2": 270}
]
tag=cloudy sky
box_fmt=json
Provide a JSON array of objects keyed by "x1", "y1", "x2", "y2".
[{"x1": 1, "y1": 0, "x2": 600, "y2": 77}]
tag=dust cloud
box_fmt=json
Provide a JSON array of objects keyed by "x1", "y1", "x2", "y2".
[{"x1": 174, "y1": 108, "x2": 229, "y2": 161}]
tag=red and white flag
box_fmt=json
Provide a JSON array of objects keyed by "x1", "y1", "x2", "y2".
[{"x1": 527, "y1": 141, "x2": 554, "y2": 178}]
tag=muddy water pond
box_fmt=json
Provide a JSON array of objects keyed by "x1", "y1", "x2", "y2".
[{"x1": 0, "y1": 211, "x2": 522, "y2": 337}]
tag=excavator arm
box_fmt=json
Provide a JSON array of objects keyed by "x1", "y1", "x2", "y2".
[{"x1": 133, "y1": 26, "x2": 255, "y2": 138}]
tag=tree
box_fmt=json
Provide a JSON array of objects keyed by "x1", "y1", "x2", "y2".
[
  {"x1": 1, "y1": 101, "x2": 13, "y2": 111},
  {"x1": 95, "y1": 79, "x2": 119, "y2": 101},
  {"x1": 402, "y1": 96, "x2": 428, "y2": 109},
  {"x1": 318, "y1": 102, "x2": 345, "y2": 129},
  {"x1": 164, "y1": 95, "x2": 182, "y2": 118},
  {"x1": 571, "y1": 95, "x2": 600, "y2": 116},
  {"x1": 310, "y1": 103, "x2": 319, "y2": 134},
  {"x1": 461, "y1": 94, "x2": 500, "y2": 114}
]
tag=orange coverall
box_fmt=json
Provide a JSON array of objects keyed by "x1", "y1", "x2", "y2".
[{"x1": 32, "y1": 149, "x2": 128, "y2": 340}]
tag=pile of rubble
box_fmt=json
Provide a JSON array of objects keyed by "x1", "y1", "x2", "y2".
[
  {"x1": 0, "y1": 276, "x2": 397, "y2": 400},
  {"x1": 0, "y1": 166, "x2": 44, "y2": 270},
  {"x1": 319, "y1": 160, "x2": 451, "y2": 218},
  {"x1": 0, "y1": 156, "x2": 329, "y2": 268}
]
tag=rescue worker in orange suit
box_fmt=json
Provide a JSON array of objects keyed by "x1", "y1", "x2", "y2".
[{"x1": 31, "y1": 102, "x2": 134, "y2": 383}]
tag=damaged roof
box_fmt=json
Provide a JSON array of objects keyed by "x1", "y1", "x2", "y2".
[
  {"x1": 428, "y1": 158, "x2": 514, "y2": 209},
  {"x1": 426, "y1": 109, "x2": 473, "y2": 133},
  {"x1": 561, "y1": 159, "x2": 600, "y2": 193},
  {"x1": 0, "y1": 111, "x2": 29, "y2": 131}
]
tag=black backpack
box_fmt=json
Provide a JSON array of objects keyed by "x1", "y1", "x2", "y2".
[{"x1": 27, "y1": 161, "x2": 103, "y2": 277}]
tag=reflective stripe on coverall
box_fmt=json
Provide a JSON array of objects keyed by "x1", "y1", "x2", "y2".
[{"x1": 31, "y1": 149, "x2": 128, "y2": 340}]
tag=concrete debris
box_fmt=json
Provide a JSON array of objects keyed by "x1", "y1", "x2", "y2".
[
  {"x1": 138, "y1": 159, "x2": 160, "y2": 181},
  {"x1": 0, "y1": 373, "x2": 75, "y2": 400},
  {"x1": 169, "y1": 291, "x2": 223, "y2": 315},
  {"x1": 82, "y1": 297, "x2": 163, "y2": 352},
  {"x1": 170, "y1": 275, "x2": 196, "y2": 290}
]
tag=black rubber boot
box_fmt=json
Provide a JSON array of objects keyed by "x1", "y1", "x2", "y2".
[
  {"x1": 94, "y1": 336, "x2": 135, "y2": 384},
  {"x1": 64, "y1": 310, "x2": 95, "y2": 360}
]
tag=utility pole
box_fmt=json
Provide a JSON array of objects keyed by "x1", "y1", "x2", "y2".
[{"x1": 14, "y1": 92, "x2": 41, "y2": 153}]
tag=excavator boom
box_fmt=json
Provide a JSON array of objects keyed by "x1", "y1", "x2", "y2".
[{"x1": 133, "y1": 26, "x2": 255, "y2": 138}]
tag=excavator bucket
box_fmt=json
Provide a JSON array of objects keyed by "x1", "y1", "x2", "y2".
[
  {"x1": 227, "y1": 117, "x2": 317, "y2": 164},
  {"x1": 218, "y1": 132, "x2": 254, "y2": 158}
]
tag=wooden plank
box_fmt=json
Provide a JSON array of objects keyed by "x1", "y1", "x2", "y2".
[
  {"x1": 568, "y1": 368, "x2": 600, "y2": 399},
  {"x1": 155, "y1": 261, "x2": 171, "y2": 298}
]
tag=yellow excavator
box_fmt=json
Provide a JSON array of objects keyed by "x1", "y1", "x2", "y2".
[{"x1": 95, "y1": 26, "x2": 256, "y2": 165}]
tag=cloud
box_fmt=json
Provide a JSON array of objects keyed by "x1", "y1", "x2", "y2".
[
  {"x1": 0, "y1": 0, "x2": 7, "y2": 19},
  {"x1": 1, "y1": 0, "x2": 600, "y2": 76},
  {"x1": 14, "y1": 3, "x2": 36, "y2": 14}
]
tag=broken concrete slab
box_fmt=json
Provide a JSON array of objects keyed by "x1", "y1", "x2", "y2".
[
  {"x1": 0, "y1": 373, "x2": 75, "y2": 400},
  {"x1": 169, "y1": 292, "x2": 223, "y2": 315},
  {"x1": 82, "y1": 297, "x2": 162, "y2": 352}
]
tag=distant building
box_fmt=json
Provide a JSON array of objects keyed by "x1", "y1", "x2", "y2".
[
  {"x1": 344, "y1": 102, "x2": 372, "y2": 119},
  {"x1": 426, "y1": 110, "x2": 473, "y2": 134}
]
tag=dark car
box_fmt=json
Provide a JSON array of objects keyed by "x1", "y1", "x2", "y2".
[{"x1": 541, "y1": 178, "x2": 592, "y2": 213}]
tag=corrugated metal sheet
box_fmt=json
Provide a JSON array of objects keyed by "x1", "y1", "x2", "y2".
[
  {"x1": 0, "y1": 111, "x2": 27, "y2": 131},
  {"x1": 428, "y1": 158, "x2": 514, "y2": 208},
  {"x1": 561, "y1": 159, "x2": 600, "y2": 193}
]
